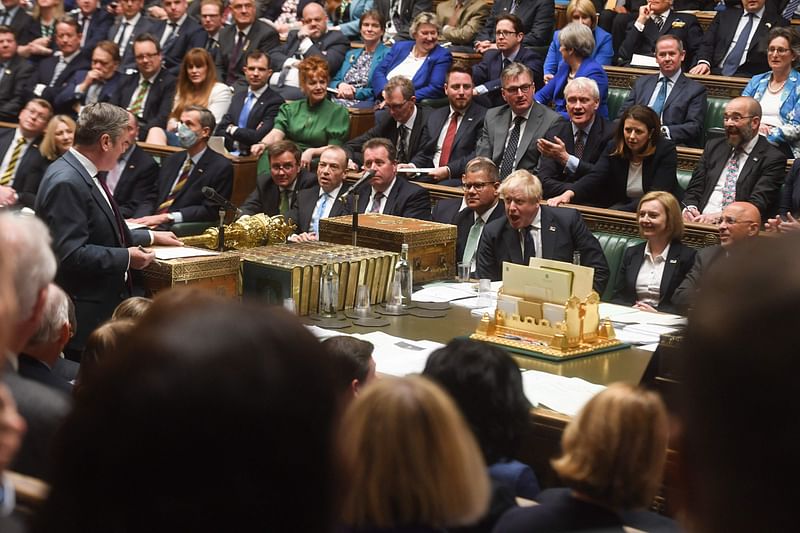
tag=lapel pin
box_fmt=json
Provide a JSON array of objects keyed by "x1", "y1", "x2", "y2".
[
  {"x1": 549, "y1": 226, "x2": 556, "y2": 232},
  {"x1": 197, "y1": 168, "x2": 204, "y2": 173},
  {"x1": 669, "y1": 258, "x2": 677, "y2": 264}
]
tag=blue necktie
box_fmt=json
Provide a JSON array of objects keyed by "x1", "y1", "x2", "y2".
[
  {"x1": 312, "y1": 193, "x2": 330, "y2": 234},
  {"x1": 651, "y1": 78, "x2": 668, "y2": 117},
  {"x1": 521, "y1": 227, "x2": 535, "y2": 263},
  {"x1": 238, "y1": 92, "x2": 255, "y2": 129},
  {"x1": 722, "y1": 13, "x2": 754, "y2": 76}
]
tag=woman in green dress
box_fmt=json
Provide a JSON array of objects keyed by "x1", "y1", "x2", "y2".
[{"x1": 251, "y1": 56, "x2": 350, "y2": 173}]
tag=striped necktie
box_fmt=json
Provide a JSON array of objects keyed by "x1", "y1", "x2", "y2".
[
  {"x1": 0, "y1": 137, "x2": 27, "y2": 185},
  {"x1": 129, "y1": 79, "x2": 150, "y2": 117},
  {"x1": 158, "y1": 157, "x2": 193, "y2": 213}
]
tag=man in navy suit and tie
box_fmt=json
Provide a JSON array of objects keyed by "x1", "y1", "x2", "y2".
[
  {"x1": 616, "y1": 0, "x2": 703, "y2": 66},
  {"x1": 107, "y1": 0, "x2": 159, "y2": 73},
  {"x1": 216, "y1": 0, "x2": 279, "y2": 89},
  {"x1": 216, "y1": 51, "x2": 284, "y2": 156},
  {"x1": 71, "y1": 0, "x2": 114, "y2": 55},
  {"x1": 475, "y1": 0, "x2": 554, "y2": 50},
  {"x1": 432, "y1": 157, "x2": 505, "y2": 274},
  {"x1": 288, "y1": 145, "x2": 351, "y2": 241},
  {"x1": 406, "y1": 63, "x2": 486, "y2": 186},
  {"x1": 472, "y1": 14, "x2": 543, "y2": 107},
  {"x1": 536, "y1": 77, "x2": 615, "y2": 200},
  {"x1": 155, "y1": 0, "x2": 203, "y2": 72},
  {"x1": 476, "y1": 170, "x2": 609, "y2": 294},
  {"x1": 130, "y1": 105, "x2": 233, "y2": 228},
  {"x1": 31, "y1": 17, "x2": 90, "y2": 105},
  {"x1": 620, "y1": 35, "x2": 707, "y2": 146}
]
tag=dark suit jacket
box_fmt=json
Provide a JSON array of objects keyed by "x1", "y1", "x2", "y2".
[
  {"x1": 432, "y1": 196, "x2": 462, "y2": 224},
  {"x1": 570, "y1": 137, "x2": 678, "y2": 210},
  {"x1": 476, "y1": 103, "x2": 564, "y2": 175},
  {"x1": 54, "y1": 70, "x2": 121, "y2": 116},
  {"x1": 671, "y1": 244, "x2": 725, "y2": 313},
  {"x1": 434, "y1": 198, "x2": 505, "y2": 263},
  {"x1": 34, "y1": 150, "x2": 151, "y2": 351},
  {"x1": 17, "y1": 354, "x2": 73, "y2": 395},
  {"x1": 270, "y1": 29, "x2": 349, "y2": 76},
  {"x1": 345, "y1": 105, "x2": 431, "y2": 165},
  {"x1": 6, "y1": 7, "x2": 38, "y2": 44},
  {"x1": 112, "y1": 145, "x2": 160, "y2": 218},
  {"x1": 476, "y1": 206, "x2": 610, "y2": 294},
  {"x1": 476, "y1": 0, "x2": 554, "y2": 48},
  {"x1": 611, "y1": 240, "x2": 697, "y2": 314},
  {"x1": 683, "y1": 136, "x2": 786, "y2": 218},
  {"x1": 356, "y1": 176, "x2": 432, "y2": 220},
  {"x1": 142, "y1": 148, "x2": 233, "y2": 222},
  {"x1": 779, "y1": 157, "x2": 800, "y2": 215},
  {"x1": 696, "y1": 6, "x2": 788, "y2": 76},
  {"x1": 472, "y1": 47, "x2": 544, "y2": 108},
  {"x1": 216, "y1": 86, "x2": 285, "y2": 154},
  {"x1": 617, "y1": 11, "x2": 703, "y2": 66},
  {"x1": 287, "y1": 184, "x2": 350, "y2": 233},
  {"x1": 538, "y1": 116, "x2": 615, "y2": 199},
  {"x1": 619, "y1": 72, "x2": 707, "y2": 147},
  {"x1": 216, "y1": 21, "x2": 280, "y2": 88},
  {"x1": 411, "y1": 102, "x2": 487, "y2": 180},
  {"x1": 154, "y1": 15, "x2": 203, "y2": 65},
  {"x1": 107, "y1": 15, "x2": 160, "y2": 72},
  {"x1": 0, "y1": 129, "x2": 49, "y2": 208},
  {"x1": 33, "y1": 53, "x2": 91, "y2": 104},
  {"x1": 164, "y1": 23, "x2": 210, "y2": 72},
  {"x1": 0, "y1": 55, "x2": 35, "y2": 122},
  {"x1": 109, "y1": 68, "x2": 177, "y2": 140},
  {"x1": 239, "y1": 169, "x2": 317, "y2": 216},
  {"x1": 373, "y1": 0, "x2": 433, "y2": 40},
  {"x1": 71, "y1": 7, "x2": 114, "y2": 57}
]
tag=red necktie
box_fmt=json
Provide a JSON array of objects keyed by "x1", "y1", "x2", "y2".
[{"x1": 439, "y1": 112, "x2": 460, "y2": 167}]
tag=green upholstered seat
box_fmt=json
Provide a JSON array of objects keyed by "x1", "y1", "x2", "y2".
[
  {"x1": 594, "y1": 232, "x2": 644, "y2": 301},
  {"x1": 703, "y1": 97, "x2": 728, "y2": 145},
  {"x1": 607, "y1": 87, "x2": 630, "y2": 121},
  {"x1": 677, "y1": 170, "x2": 692, "y2": 192},
  {"x1": 171, "y1": 221, "x2": 216, "y2": 237}
]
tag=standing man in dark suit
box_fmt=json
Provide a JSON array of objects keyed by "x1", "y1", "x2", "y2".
[
  {"x1": 356, "y1": 137, "x2": 431, "y2": 220},
  {"x1": 472, "y1": 14, "x2": 544, "y2": 107},
  {"x1": 682, "y1": 96, "x2": 786, "y2": 223},
  {"x1": 31, "y1": 17, "x2": 90, "y2": 105},
  {"x1": 536, "y1": 77, "x2": 614, "y2": 200},
  {"x1": 0, "y1": 26, "x2": 35, "y2": 122},
  {"x1": 269, "y1": 2, "x2": 349, "y2": 99},
  {"x1": 34, "y1": 103, "x2": 181, "y2": 353},
  {"x1": 216, "y1": 0, "x2": 280, "y2": 88},
  {"x1": 407, "y1": 63, "x2": 486, "y2": 186},
  {"x1": 153, "y1": 0, "x2": 203, "y2": 68},
  {"x1": 105, "y1": 111, "x2": 159, "y2": 218},
  {"x1": 0, "y1": 99, "x2": 53, "y2": 209},
  {"x1": 476, "y1": 62, "x2": 562, "y2": 180},
  {"x1": 476, "y1": 170, "x2": 610, "y2": 294},
  {"x1": 474, "y1": 0, "x2": 554, "y2": 50},
  {"x1": 288, "y1": 145, "x2": 351, "y2": 240},
  {"x1": 107, "y1": 0, "x2": 159, "y2": 73},
  {"x1": 616, "y1": 0, "x2": 703, "y2": 66},
  {"x1": 689, "y1": 0, "x2": 787, "y2": 77},
  {"x1": 216, "y1": 51, "x2": 284, "y2": 155},
  {"x1": 70, "y1": 0, "x2": 114, "y2": 55},
  {"x1": 131, "y1": 105, "x2": 233, "y2": 228},
  {"x1": 619, "y1": 35, "x2": 707, "y2": 147},
  {"x1": 109, "y1": 33, "x2": 176, "y2": 140},
  {"x1": 239, "y1": 140, "x2": 317, "y2": 217},
  {"x1": 375, "y1": 0, "x2": 432, "y2": 41},
  {"x1": 433, "y1": 157, "x2": 504, "y2": 274},
  {"x1": 346, "y1": 76, "x2": 430, "y2": 166}
]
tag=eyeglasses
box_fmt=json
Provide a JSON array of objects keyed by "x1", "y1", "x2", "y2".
[
  {"x1": 135, "y1": 52, "x2": 160, "y2": 61},
  {"x1": 462, "y1": 181, "x2": 495, "y2": 191},
  {"x1": 768, "y1": 47, "x2": 791, "y2": 54},
  {"x1": 271, "y1": 163, "x2": 296, "y2": 172},
  {"x1": 496, "y1": 30, "x2": 520, "y2": 37},
  {"x1": 385, "y1": 101, "x2": 410, "y2": 111},
  {"x1": 502, "y1": 83, "x2": 533, "y2": 94},
  {"x1": 723, "y1": 114, "x2": 755, "y2": 122}
]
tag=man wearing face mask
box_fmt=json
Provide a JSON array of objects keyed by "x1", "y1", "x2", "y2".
[{"x1": 130, "y1": 105, "x2": 233, "y2": 229}]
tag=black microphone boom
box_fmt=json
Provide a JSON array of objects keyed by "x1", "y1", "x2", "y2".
[
  {"x1": 202, "y1": 186, "x2": 242, "y2": 217},
  {"x1": 339, "y1": 169, "x2": 376, "y2": 201}
]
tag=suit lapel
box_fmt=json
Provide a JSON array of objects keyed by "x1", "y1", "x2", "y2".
[
  {"x1": 664, "y1": 74, "x2": 686, "y2": 108},
  {"x1": 516, "y1": 105, "x2": 543, "y2": 166},
  {"x1": 66, "y1": 151, "x2": 122, "y2": 245},
  {"x1": 383, "y1": 178, "x2": 402, "y2": 215},
  {"x1": 502, "y1": 221, "x2": 523, "y2": 264},
  {"x1": 494, "y1": 107, "x2": 512, "y2": 161},
  {"x1": 660, "y1": 243, "x2": 682, "y2": 300},
  {"x1": 539, "y1": 207, "x2": 556, "y2": 259},
  {"x1": 737, "y1": 139, "x2": 764, "y2": 190}
]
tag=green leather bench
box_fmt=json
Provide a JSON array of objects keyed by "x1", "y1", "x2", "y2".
[{"x1": 594, "y1": 232, "x2": 645, "y2": 301}]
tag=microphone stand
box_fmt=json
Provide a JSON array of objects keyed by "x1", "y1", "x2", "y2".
[
  {"x1": 351, "y1": 191, "x2": 359, "y2": 247},
  {"x1": 217, "y1": 207, "x2": 226, "y2": 252}
]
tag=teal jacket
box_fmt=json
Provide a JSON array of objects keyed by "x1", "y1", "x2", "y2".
[{"x1": 329, "y1": 42, "x2": 390, "y2": 101}]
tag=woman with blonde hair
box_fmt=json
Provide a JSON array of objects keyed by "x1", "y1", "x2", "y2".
[
  {"x1": 495, "y1": 383, "x2": 676, "y2": 532},
  {"x1": 146, "y1": 48, "x2": 231, "y2": 145},
  {"x1": 339, "y1": 375, "x2": 491, "y2": 532},
  {"x1": 612, "y1": 191, "x2": 696, "y2": 313},
  {"x1": 39, "y1": 115, "x2": 76, "y2": 161}
]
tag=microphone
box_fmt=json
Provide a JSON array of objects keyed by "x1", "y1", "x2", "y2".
[
  {"x1": 339, "y1": 169, "x2": 376, "y2": 201},
  {"x1": 202, "y1": 186, "x2": 242, "y2": 217}
]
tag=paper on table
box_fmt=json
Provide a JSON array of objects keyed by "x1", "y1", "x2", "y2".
[
  {"x1": 153, "y1": 246, "x2": 219, "y2": 260},
  {"x1": 412, "y1": 284, "x2": 476, "y2": 302},
  {"x1": 304, "y1": 325, "x2": 347, "y2": 340},
  {"x1": 126, "y1": 221, "x2": 148, "y2": 230},
  {"x1": 521, "y1": 370, "x2": 605, "y2": 416},
  {"x1": 352, "y1": 331, "x2": 444, "y2": 376}
]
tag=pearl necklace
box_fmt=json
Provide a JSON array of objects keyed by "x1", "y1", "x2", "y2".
[{"x1": 768, "y1": 76, "x2": 787, "y2": 94}]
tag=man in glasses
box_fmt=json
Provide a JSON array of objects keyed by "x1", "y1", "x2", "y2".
[
  {"x1": 239, "y1": 140, "x2": 316, "y2": 217},
  {"x1": 432, "y1": 157, "x2": 504, "y2": 275},
  {"x1": 682, "y1": 96, "x2": 785, "y2": 224},
  {"x1": 476, "y1": 62, "x2": 561, "y2": 180}
]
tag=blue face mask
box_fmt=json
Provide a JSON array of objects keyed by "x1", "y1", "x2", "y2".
[{"x1": 176, "y1": 122, "x2": 198, "y2": 148}]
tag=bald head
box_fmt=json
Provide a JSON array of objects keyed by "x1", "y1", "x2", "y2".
[
  {"x1": 730, "y1": 96, "x2": 762, "y2": 118},
  {"x1": 719, "y1": 202, "x2": 760, "y2": 247}
]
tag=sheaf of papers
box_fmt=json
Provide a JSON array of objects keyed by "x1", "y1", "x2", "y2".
[
  {"x1": 126, "y1": 221, "x2": 148, "y2": 230},
  {"x1": 412, "y1": 284, "x2": 476, "y2": 302},
  {"x1": 521, "y1": 370, "x2": 606, "y2": 416},
  {"x1": 152, "y1": 246, "x2": 220, "y2": 260},
  {"x1": 396, "y1": 167, "x2": 438, "y2": 174},
  {"x1": 599, "y1": 303, "x2": 686, "y2": 327},
  {"x1": 630, "y1": 53, "x2": 659, "y2": 68}
]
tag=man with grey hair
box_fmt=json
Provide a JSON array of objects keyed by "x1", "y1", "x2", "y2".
[
  {"x1": 476, "y1": 62, "x2": 562, "y2": 180},
  {"x1": 131, "y1": 105, "x2": 233, "y2": 228},
  {"x1": 35, "y1": 103, "x2": 181, "y2": 357},
  {"x1": 18, "y1": 284, "x2": 73, "y2": 394},
  {"x1": 536, "y1": 77, "x2": 614, "y2": 200},
  {"x1": 475, "y1": 170, "x2": 609, "y2": 294}
]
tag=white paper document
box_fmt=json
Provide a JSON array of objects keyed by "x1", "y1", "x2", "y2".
[
  {"x1": 630, "y1": 53, "x2": 659, "y2": 68},
  {"x1": 521, "y1": 370, "x2": 605, "y2": 416},
  {"x1": 396, "y1": 167, "x2": 438, "y2": 174},
  {"x1": 352, "y1": 331, "x2": 444, "y2": 376},
  {"x1": 152, "y1": 246, "x2": 219, "y2": 260}
]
